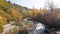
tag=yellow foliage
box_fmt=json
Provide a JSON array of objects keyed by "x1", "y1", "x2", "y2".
[
  {"x1": 11, "y1": 8, "x2": 24, "y2": 20},
  {"x1": 28, "y1": 8, "x2": 38, "y2": 18},
  {"x1": 9, "y1": 27, "x2": 18, "y2": 34},
  {"x1": 22, "y1": 9, "x2": 29, "y2": 17},
  {"x1": 0, "y1": 16, "x2": 2, "y2": 20},
  {"x1": 0, "y1": 0, "x2": 9, "y2": 9},
  {"x1": 0, "y1": 9, "x2": 6, "y2": 17},
  {"x1": 0, "y1": 16, "x2": 7, "y2": 32},
  {"x1": 0, "y1": 24, "x2": 3, "y2": 32},
  {"x1": 39, "y1": 8, "x2": 44, "y2": 15}
]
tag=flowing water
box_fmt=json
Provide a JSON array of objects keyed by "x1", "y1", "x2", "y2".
[{"x1": 24, "y1": 18, "x2": 46, "y2": 34}]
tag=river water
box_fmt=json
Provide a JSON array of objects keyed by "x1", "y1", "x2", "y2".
[
  {"x1": 29, "y1": 23, "x2": 45, "y2": 34},
  {"x1": 24, "y1": 19, "x2": 46, "y2": 34}
]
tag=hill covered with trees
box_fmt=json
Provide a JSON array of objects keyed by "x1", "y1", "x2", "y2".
[{"x1": 0, "y1": 0, "x2": 31, "y2": 32}]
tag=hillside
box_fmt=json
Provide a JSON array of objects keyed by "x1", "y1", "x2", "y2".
[{"x1": 0, "y1": 0, "x2": 31, "y2": 32}]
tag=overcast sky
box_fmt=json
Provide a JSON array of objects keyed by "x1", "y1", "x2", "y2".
[{"x1": 6, "y1": 0, "x2": 60, "y2": 9}]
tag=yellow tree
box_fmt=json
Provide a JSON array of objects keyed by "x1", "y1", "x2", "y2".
[
  {"x1": 29, "y1": 7, "x2": 38, "y2": 18},
  {"x1": 11, "y1": 8, "x2": 24, "y2": 20},
  {"x1": 39, "y1": 8, "x2": 44, "y2": 16},
  {"x1": 0, "y1": 9, "x2": 7, "y2": 32},
  {"x1": 0, "y1": 9, "x2": 7, "y2": 24},
  {"x1": 0, "y1": 0, "x2": 8, "y2": 32},
  {"x1": 22, "y1": 9, "x2": 29, "y2": 18},
  {"x1": 0, "y1": 15, "x2": 7, "y2": 32},
  {"x1": 0, "y1": 0, "x2": 9, "y2": 9}
]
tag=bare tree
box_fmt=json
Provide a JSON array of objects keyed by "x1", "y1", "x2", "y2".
[
  {"x1": 45, "y1": 0, "x2": 56, "y2": 13},
  {"x1": 44, "y1": 0, "x2": 59, "y2": 27}
]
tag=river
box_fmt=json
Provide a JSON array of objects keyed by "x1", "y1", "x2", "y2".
[{"x1": 24, "y1": 18, "x2": 46, "y2": 34}]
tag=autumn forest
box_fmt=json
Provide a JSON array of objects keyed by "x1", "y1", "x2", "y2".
[{"x1": 0, "y1": 0, "x2": 60, "y2": 34}]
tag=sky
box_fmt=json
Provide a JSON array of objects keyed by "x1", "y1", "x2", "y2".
[{"x1": 6, "y1": 0, "x2": 60, "y2": 9}]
